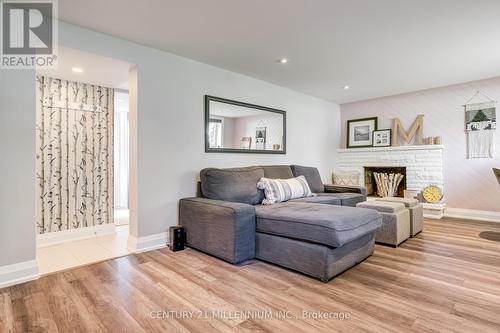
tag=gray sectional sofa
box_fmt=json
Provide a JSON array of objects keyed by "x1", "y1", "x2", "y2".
[{"x1": 179, "y1": 165, "x2": 382, "y2": 282}]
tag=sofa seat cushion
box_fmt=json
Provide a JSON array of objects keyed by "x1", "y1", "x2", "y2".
[
  {"x1": 255, "y1": 202, "x2": 382, "y2": 247},
  {"x1": 317, "y1": 192, "x2": 365, "y2": 207},
  {"x1": 290, "y1": 195, "x2": 341, "y2": 205}
]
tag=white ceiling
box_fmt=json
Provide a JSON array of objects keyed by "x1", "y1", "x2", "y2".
[
  {"x1": 59, "y1": 0, "x2": 500, "y2": 104},
  {"x1": 37, "y1": 46, "x2": 131, "y2": 89}
]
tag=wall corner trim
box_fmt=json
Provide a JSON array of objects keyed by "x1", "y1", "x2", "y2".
[
  {"x1": 0, "y1": 260, "x2": 39, "y2": 289},
  {"x1": 127, "y1": 231, "x2": 169, "y2": 254}
]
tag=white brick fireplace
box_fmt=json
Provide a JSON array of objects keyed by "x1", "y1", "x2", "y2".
[
  {"x1": 337, "y1": 145, "x2": 444, "y2": 192},
  {"x1": 337, "y1": 145, "x2": 445, "y2": 218}
]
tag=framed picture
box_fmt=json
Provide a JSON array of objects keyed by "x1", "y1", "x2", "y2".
[
  {"x1": 372, "y1": 129, "x2": 392, "y2": 147},
  {"x1": 347, "y1": 117, "x2": 378, "y2": 148},
  {"x1": 255, "y1": 127, "x2": 267, "y2": 150},
  {"x1": 241, "y1": 136, "x2": 252, "y2": 149}
]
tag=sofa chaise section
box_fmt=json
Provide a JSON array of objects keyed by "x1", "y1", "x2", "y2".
[
  {"x1": 290, "y1": 195, "x2": 342, "y2": 205},
  {"x1": 254, "y1": 202, "x2": 381, "y2": 281},
  {"x1": 255, "y1": 202, "x2": 381, "y2": 248},
  {"x1": 256, "y1": 231, "x2": 377, "y2": 282}
]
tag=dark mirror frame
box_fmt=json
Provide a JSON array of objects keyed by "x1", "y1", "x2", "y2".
[{"x1": 205, "y1": 95, "x2": 287, "y2": 154}]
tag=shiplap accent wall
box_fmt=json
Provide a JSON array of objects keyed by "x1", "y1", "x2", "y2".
[{"x1": 341, "y1": 77, "x2": 500, "y2": 212}]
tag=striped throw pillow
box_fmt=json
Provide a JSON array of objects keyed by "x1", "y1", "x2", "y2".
[{"x1": 257, "y1": 176, "x2": 313, "y2": 205}]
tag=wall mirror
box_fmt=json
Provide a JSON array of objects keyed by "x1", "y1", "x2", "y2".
[{"x1": 205, "y1": 95, "x2": 286, "y2": 154}]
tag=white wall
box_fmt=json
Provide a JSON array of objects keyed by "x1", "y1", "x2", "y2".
[
  {"x1": 114, "y1": 91, "x2": 130, "y2": 209},
  {"x1": 340, "y1": 77, "x2": 500, "y2": 212},
  {"x1": 0, "y1": 70, "x2": 36, "y2": 266},
  {"x1": 0, "y1": 22, "x2": 340, "y2": 267}
]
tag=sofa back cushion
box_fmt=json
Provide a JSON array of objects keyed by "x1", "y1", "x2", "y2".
[
  {"x1": 260, "y1": 165, "x2": 294, "y2": 179},
  {"x1": 200, "y1": 167, "x2": 264, "y2": 205},
  {"x1": 290, "y1": 165, "x2": 324, "y2": 193},
  {"x1": 257, "y1": 176, "x2": 313, "y2": 205}
]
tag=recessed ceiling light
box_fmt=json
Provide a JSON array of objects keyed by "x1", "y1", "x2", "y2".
[
  {"x1": 72, "y1": 67, "x2": 83, "y2": 73},
  {"x1": 342, "y1": 85, "x2": 350, "y2": 90},
  {"x1": 279, "y1": 58, "x2": 288, "y2": 64}
]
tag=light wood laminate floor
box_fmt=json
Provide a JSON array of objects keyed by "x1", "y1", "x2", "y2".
[{"x1": 2, "y1": 218, "x2": 500, "y2": 332}]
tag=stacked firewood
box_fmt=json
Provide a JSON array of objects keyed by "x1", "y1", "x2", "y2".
[{"x1": 374, "y1": 172, "x2": 404, "y2": 197}]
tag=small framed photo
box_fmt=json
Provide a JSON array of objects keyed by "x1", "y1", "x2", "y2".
[
  {"x1": 347, "y1": 117, "x2": 378, "y2": 148},
  {"x1": 372, "y1": 129, "x2": 392, "y2": 147},
  {"x1": 255, "y1": 127, "x2": 267, "y2": 150},
  {"x1": 241, "y1": 136, "x2": 252, "y2": 149}
]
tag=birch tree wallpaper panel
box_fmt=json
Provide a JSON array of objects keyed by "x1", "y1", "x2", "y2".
[{"x1": 36, "y1": 76, "x2": 114, "y2": 234}]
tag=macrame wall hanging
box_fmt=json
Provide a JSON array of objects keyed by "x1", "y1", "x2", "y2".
[{"x1": 464, "y1": 91, "x2": 497, "y2": 159}]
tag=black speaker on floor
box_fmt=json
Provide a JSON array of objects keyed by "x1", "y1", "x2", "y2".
[{"x1": 168, "y1": 226, "x2": 185, "y2": 252}]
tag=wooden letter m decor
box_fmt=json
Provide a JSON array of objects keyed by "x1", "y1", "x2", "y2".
[{"x1": 392, "y1": 115, "x2": 424, "y2": 146}]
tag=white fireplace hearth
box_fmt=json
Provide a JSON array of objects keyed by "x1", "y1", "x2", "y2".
[{"x1": 337, "y1": 145, "x2": 445, "y2": 218}]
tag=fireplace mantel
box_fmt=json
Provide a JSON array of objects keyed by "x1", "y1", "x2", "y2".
[{"x1": 338, "y1": 145, "x2": 444, "y2": 154}]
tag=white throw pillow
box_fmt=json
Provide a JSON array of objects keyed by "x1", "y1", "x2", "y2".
[
  {"x1": 332, "y1": 171, "x2": 360, "y2": 186},
  {"x1": 257, "y1": 175, "x2": 313, "y2": 205}
]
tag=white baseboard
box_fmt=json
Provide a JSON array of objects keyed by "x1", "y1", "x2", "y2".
[
  {"x1": 444, "y1": 208, "x2": 500, "y2": 223},
  {"x1": 37, "y1": 223, "x2": 117, "y2": 248},
  {"x1": 0, "y1": 260, "x2": 39, "y2": 289},
  {"x1": 127, "y1": 231, "x2": 168, "y2": 253},
  {"x1": 424, "y1": 213, "x2": 444, "y2": 220}
]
